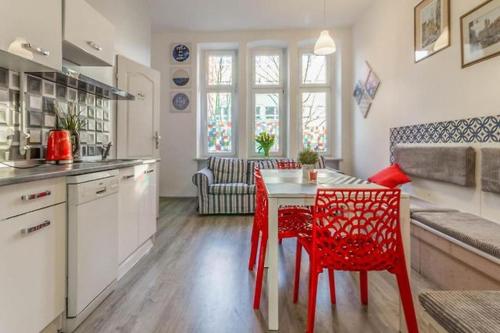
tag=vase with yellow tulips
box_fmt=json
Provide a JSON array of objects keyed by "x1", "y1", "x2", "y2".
[{"x1": 255, "y1": 132, "x2": 275, "y2": 158}]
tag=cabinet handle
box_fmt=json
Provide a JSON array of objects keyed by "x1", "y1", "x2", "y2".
[
  {"x1": 21, "y1": 220, "x2": 51, "y2": 235},
  {"x1": 154, "y1": 131, "x2": 161, "y2": 149},
  {"x1": 123, "y1": 174, "x2": 134, "y2": 180},
  {"x1": 96, "y1": 188, "x2": 107, "y2": 195},
  {"x1": 22, "y1": 43, "x2": 50, "y2": 56},
  {"x1": 144, "y1": 169, "x2": 154, "y2": 174},
  {"x1": 21, "y1": 190, "x2": 51, "y2": 201},
  {"x1": 87, "y1": 41, "x2": 103, "y2": 51}
]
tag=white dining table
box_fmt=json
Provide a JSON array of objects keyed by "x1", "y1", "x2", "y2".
[{"x1": 260, "y1": 168, "x2": 411, "y2": 331}]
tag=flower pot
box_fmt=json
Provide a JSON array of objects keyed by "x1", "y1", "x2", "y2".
[{"x1": 302, "y1": 164, "x2": 316, "y2": 183}]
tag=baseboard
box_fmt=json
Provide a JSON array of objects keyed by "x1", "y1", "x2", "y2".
[
  {"x1": 40, "y1": 313, "x2": 64, "y2": 333},
  {"x1": 118, "y1": 239, "x2": 154, "y2": 280}
]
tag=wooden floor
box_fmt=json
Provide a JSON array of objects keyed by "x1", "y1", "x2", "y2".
[{"x1": 75, "y1": 198, "x2": 436, "y2": 333}]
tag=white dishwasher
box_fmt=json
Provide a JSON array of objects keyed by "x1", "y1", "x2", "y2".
[{"x1": 66, "y1": 170, "x2": 119, "y2": 332}]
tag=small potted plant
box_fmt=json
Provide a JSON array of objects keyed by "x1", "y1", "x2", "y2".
[
  {"x1": 255, "y1": 132, "x2": 275, "y2": 158},
  {"x1": 298, "y1": 148, "x2": 319, "y2": 182},
  {"x1": 55, "y1": 102, "x2": 86, "y2": 161}
]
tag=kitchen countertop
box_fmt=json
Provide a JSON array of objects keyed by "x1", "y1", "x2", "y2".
[{"x1": 0, "y1": 159, "x2": 158, "y2": 186}]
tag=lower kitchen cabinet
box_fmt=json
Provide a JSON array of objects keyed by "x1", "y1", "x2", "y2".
[
  {"x1": 118, "y1": 162, "x2": 157, "y2": 265},
  {"x1": 0, "y1": 202, "x2": 66, "y2": 333}
]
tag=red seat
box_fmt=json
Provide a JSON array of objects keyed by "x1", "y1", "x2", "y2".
[
  {"x1": 294, "y1": 188, "x2": 419, "y2": 333},
  {"x1": 248, "y1": 168, "x2": 311, "y2": 309}
]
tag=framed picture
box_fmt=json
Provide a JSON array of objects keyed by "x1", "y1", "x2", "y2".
[
  {"x1": 461, "y1": 0, "x2": 500, "y2": 68},
  {"x1": 364, "y1": 69, "x2": 381, "y2": 99},
  {"x1": 171, "y1": 92, "x2": 191, "y2": 113},
  {"x1": 170, "y1": 67, "x2": 191, "y2": 88},
  {"x1": 170, "y1": 43, "x2": 191, "y2": 64},
  {"x1": 414, "y1": 0, "x2": 450, "y2": 62},
  {"x1": 353, "y1": 81, "x2": 364, "y2": 105}
]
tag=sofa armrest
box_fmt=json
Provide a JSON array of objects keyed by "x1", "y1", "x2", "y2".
[{"x1": 192, "y1": 168, "x2": 214, "y2": 194}]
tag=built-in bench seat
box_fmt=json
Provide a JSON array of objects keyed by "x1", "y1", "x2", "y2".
[
  {"x1": 410, "y1": 197, "x2": 458, "y2": 215},
  {"x1": 419, "y1": 290, "x2": 500, "y2": 333},
  {"x1": 412, "y1": 212, "x2": 500, "y2": 260}
]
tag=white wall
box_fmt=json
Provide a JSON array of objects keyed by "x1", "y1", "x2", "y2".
[
  {"x1": 351, "y1": 0, "x2": 500, "y2": 180},
  {"x1": 152, "y1": 29, "x2": 353, "y2": 197}
]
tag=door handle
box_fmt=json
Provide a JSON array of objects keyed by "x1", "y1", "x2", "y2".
[
  {"x1": 22, "y1": 42, "x2": 50, "y2": 56},
  {"x1": 21, "y1": 220, "x2": 51, "y2": 235},
  {"x1": 154, "y1": 131, "x2": 161, "y2": 149}
]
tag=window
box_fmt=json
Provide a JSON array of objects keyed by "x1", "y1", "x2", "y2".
[
  {"x1": 250, "y1": 49, "x2": 285, "y2": 156},
  {"x1": 201, "y1": 50, "x2": 237, "y2": 155},
  {"x1": 299, "y1": 50, "x2": 332, "y2": 154}
]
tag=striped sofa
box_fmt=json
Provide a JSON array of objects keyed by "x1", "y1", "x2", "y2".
[{"x1": 192, "y1": 156, "x2": 326, "y2": 215}]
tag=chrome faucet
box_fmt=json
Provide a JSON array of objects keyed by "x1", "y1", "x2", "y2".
[{"x1": 102, "y1": 142, "x2": 112, "y2": 160}]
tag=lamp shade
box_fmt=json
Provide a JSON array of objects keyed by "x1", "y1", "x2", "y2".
[{"x1": 314, "y1": 30, "x2": 336, "y2": 55}]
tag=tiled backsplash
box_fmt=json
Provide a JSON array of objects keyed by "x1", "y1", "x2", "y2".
[{"x1": 0, "y1": 67, "x2": 111, "y2": 161}]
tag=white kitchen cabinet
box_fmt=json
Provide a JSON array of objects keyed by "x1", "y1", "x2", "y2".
[
  {"x1": 0, "y1": 0, "x2": 62, "y2": 71},
  {"x1": 0, "y1": 203, "x2": 66, "y2": 333},
  {"x1": 118, "y1": 163, "x2": 157, "y2": 265},
  {"x1": 118, "y1": 166, "x2": 140, "y2": 263},
  {"x1": 138, "y1": 163, "x2": 157, "y2": 244},
  {"x1": 63, "y1": 0, "x2": 115, "y2": 66}
]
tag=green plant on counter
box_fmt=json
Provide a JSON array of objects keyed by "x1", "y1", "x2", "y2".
[
  {"x1": 298, "y1": 148, "x2": 319, "y2": 166},
  {"x1": 255, "y1": 132, "x2": 275, "y2": 158},
  {"x1": 55, "y1": 102, "x2": 86, "y2": 158}
]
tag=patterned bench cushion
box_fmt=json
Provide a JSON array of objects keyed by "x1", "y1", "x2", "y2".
[
  {"x1": 412, "y1": 211, "x2": 500, "y2": 259},
  {"x1": 209, "y1": 183, "x2": 256, "y2": 195},
  {"x1": 208, "y1": 157, "x2": 248, "y2": 184},
  {"x1": 419, "y1": 290, "x2": 500, "y2": 333}
]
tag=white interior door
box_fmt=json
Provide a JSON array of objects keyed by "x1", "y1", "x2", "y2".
[{"x1": 116, "y1": 55, "x2": 160, "y2": 159}]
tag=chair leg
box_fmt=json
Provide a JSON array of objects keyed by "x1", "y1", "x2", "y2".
[
  {"x1": 279, "y1": 238, "x2": 283, "y2": 245},
  {"x1": 360, "y1": 270, "x2": 368, "y2": 305},
  {"x1": 248, "y1": 229, "x2": 259, "y2": 271},
  {"x1": 327, "y1": 268, "x2": 336, "y2": 304},
  {"x1": 253, "y1": 234, "x2": 268, "y2": 309},
  {"x1": 306, "y1": 269, "x2": 320, "y2": 333},
  {"x1": 395, "y1": 265, "x2": 419, "y2": 333},
  {"x1": 293, "y1": 240, "x2": 302, "y2": 303}
]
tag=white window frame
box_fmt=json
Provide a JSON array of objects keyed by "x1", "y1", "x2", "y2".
[
  {"x1": 249, "y1": 48, "x2": 286, "y2": 157},
  {"x1": 200, "y1": 49, "x2": 238, "y2": 157},
  {"x1": 298, "y1": 48, "x2": 334, "y2": 156}
]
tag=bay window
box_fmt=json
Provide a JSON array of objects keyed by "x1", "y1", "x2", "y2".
[
  {"x1": 299, "y1": 50, "x2": 332, "y2": 155},
  {"x1": 250, "y1": 49, "x2": 286, "y2": 156},
  {"x1": 200, "y1": 50, "x2": 237, "y2": 156}
]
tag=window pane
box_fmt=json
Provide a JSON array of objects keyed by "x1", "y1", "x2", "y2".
[
  {"x1": 302, "y1": 92, "x2": 327, "y2": 152},
  {"x1": 301, "y1": 53, "x2": 327, "y2": 84},
  {"x1": 208, "y1": 55, "x2": 232, "y2": 85},
  {"x1": 255, "y1": 55, "x2": 280, "y2": 85},
  {"x1": 207, "y1": 92, "x2": 232, "y2": 153},
  {"x1": 255, "y1": 93, "x2": 280, "y2": 153}
]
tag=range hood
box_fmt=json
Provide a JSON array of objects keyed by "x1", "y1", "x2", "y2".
[{"x1": 27, "y1": 66, "x2": 135, "y2": 100}]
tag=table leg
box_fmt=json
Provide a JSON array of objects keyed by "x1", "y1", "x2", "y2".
[
  {"x1": 399, "y1": 195, "x2": 411, "y2": 333},
  {"x1": 267, "y1": 197, "x2": 279, "y2": 331}
]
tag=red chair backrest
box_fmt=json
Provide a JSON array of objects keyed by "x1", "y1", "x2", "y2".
[
  {"x1": 312, "y1": 189, "x2": 402, "y2": 272},
  {"x1": 254, "y1": 169, "x2": 268, "y2": 231},
  {"x1": 277, "y1": 161, "x2": 302, "y2": 169}
]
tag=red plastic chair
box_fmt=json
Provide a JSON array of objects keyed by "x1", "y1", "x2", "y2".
[
  {"x1": 248, "y1": 169, "x2": 311, "y2": 309},
  {"x1": 293, "y1": 188, "x2": 419, "y2": 333},
  {"x1": 277, "y1": 160, "x2": 302, "y2": 169}
]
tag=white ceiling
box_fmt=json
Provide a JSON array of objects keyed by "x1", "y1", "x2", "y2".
[{"x1": 149, "y1": 0, "x2": 373, "y2": 32}]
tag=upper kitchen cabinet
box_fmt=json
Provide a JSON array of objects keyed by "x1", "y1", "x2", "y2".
[
  {"x1": 0, "y1": 0, "x2": 62, "y2": 71},
  {"x1": 63, "y1": 0, "x2": 115, "y2": 66}
]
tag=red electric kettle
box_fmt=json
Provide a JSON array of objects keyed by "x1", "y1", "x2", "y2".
[{"x1": 46, "y1": 129, "x2": 73, "y2": 163}]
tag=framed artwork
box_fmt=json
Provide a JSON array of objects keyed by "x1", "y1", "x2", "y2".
[
  {"x1": 171, "y1": 92, "x2": 191, "y2": 113},
  {"x1": 414, "y1": 0, "x2": 450, "y2": 62},
  {"x1": 353, "y1": 81, "x2": 364, "y2": 105},
  {"x1": 364, "y1": 67, "x2": 381, "y2": 99},
  {"x1": 171, "y1": 67, "x2": 191, "y2": 88},
  {"x1": 461, "y1": 0, "x2": 500, "y2": 68},
  {"x1": 170, "y1": 43, "x2": 191, "y2": 64}
]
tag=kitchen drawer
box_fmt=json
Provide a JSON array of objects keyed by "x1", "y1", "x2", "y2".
[
  {"x1": 63, "y1": 0, "x2": 115, "y2": 66},
  {"x1": 0, "y1": 203, "x2": 66, "y2": 333},
  {"x1": 0, "y1": 178, "x2": 66, "y2": 221}
]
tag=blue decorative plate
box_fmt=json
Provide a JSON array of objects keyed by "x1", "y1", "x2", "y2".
[
  {"x1": 172, "y1": 93, "x2": 190, "y2": 111},
  {"x1": 172, "y1": 44, "x2": 190, "y2": 63},
  {"x1": 172, "y1": 69, "x2": 190, "y2": 87}
]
